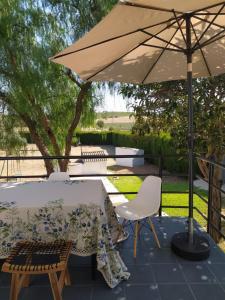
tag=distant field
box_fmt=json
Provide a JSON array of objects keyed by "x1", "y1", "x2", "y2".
[
  {"x1": 97, "y1": 111, "x2": 131, "y2": 119},
  {"x1": 96, "y1": 113, "x2": 134, "y2": 131},
  {"x1": 103, "y1": 122, "x2": 133, "y2": 130}
]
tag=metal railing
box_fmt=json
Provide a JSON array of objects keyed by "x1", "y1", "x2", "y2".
[{"x1": 0, "y1": 153, "x2": 224, "y2": 242}]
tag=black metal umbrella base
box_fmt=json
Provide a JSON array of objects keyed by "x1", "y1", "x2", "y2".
[{"x1": 171, "y1": 232, "x2": 210, "y2": 261}]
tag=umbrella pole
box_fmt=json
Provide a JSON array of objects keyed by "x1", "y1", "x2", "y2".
[
  {"x1": 186, "y1": 15, "x2": 194, "y2": 246},
  {"x1": 171, "y1": 14, "x2": 210, "y2": 260}
]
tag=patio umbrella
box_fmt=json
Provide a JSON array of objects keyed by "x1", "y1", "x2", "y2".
[{"x1": 51, "y1": 0, "x2": 225, "y2": 260}]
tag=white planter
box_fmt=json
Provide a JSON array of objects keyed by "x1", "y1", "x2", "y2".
[{"x1": 116, "y1": 147, "x2": 144, "y2": 167}]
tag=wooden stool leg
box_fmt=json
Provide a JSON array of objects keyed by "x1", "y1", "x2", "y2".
[
  {"x1": 22, "y1": 275, "x2": 30, "y2": 287},
  {"x1": 65, "y1": 268, "x2": 71, "y2": 286},
  {"x1": 10, "y1": 274, "x2": 19, "y2": 300},
  {"x1": 148, "y1": 217, "x2": 161, "y2": 248},
  {"x1": 133, "y1": 221, "x2": 140, "y2": 258},
  {"x1": 49, "y1": 272, "x2": 62, "y2": 300}
]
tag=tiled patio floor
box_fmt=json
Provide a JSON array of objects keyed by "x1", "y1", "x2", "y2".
[{"x1": 1, "y1": 217, "x2": 225, "y2": 300}]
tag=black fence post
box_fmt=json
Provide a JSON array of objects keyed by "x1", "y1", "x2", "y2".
[
  {"x1": 158, "y1": 154, "x2": 163, "y2": 217},
  {"x1": 207, "y1": 159, "x2": 214, "y2": 234},
  {"x1": 6, "y1": 160, "x2": 8, "y2": 182}
]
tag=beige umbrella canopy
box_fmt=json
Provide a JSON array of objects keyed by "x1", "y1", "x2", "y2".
[
  {"x1": 51, "y1": 1, "x2": 225, "y2": 260},
  {"x1": 51, "y1": 0, "x2": 225, "y2": 84}
]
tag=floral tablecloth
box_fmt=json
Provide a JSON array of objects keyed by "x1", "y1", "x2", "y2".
[{"x1": 0, "y1": 180, "x2": 129, "y2": 288}]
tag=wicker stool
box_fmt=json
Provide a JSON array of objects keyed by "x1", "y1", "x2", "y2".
[{"x1": 2, "y1": 240, "x2": 72, "y2": 300}]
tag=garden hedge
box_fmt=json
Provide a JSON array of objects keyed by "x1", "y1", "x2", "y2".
[{"x1": 76, "y1": 131, "x2": 189, "y2": 174}]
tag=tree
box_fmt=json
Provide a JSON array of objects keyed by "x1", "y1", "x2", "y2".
[
  {"x1": 0, "y1": 111, "x2": 27, "y2": 155},
  {"x1": 121, "y1": 75, "x2": 225, "y2": 242},
  {"x1": 96, "y1": 119, "x2": 104, "y2": 129},
  {"x1": 0, "y1": 0, "x2": 116, "y2": 174}
]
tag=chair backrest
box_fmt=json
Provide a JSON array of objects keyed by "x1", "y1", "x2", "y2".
[
  {"x1": 48, "y1": 172, "x2": 70, "y2": 181},
  {"x1": 134, "y1": 176, "x2": 162, "y2": 215}
]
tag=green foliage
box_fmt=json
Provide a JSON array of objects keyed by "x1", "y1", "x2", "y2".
[
  {"x1": 0, "y1": 115, "x2": 26, "y2": 154},
  {"x1": 120, "y1": 76, "x2": 225, "y2": 160},
  {"x1": 76, "y1": 131, "x2": 113, "y2": 145},
  {"x1": 96, "y1": 119, "x2": 104, "y2": 129},
  {"x1": 0, "y1": 0, "x2": 104, "y2": 167}
]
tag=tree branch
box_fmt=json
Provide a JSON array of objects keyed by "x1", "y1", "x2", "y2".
[{"x1": 65, "y1": 69, "x2": 82, "y2": 88}]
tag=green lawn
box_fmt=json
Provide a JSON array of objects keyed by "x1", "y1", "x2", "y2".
[{"x1": 109, "y1": 176, "x2": 208, "y2": 228}]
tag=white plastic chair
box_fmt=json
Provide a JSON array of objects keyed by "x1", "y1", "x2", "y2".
[
  {"x1": 48, "y1": 172, "x2": 70, "y2": 181},
  {"x1": 115, "y1": 176, "x2": 162, "y2": 257}
]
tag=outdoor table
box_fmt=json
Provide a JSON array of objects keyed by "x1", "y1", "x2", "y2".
[{"x1": 0, "y1": 180, "x2": 130, "y2": 288}]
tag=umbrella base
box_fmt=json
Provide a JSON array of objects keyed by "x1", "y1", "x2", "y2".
[{"x1": 171, "y1": 232, "x2": 210, "y2": 261}]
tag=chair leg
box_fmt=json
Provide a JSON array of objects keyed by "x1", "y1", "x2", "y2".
[
  {"x1": 10, "y1": 274, "x2": 19, "y2": 300},
  {"x1": 49, "y1": 272, "x2": 62, "y2": 300},
  {"x1": 148, "y1": 217, "x2": 161, "y2": 248},
  {"x1": 133, "y1": 221, "x2": 140, "y2": 258}
]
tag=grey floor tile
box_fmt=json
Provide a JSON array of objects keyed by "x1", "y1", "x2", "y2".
[
  {"x1": 158, "y1": 284, "x2": 195, "y2": 300},
  {"x1": 126, "y1": 284, "x2": 161, "y2": 300},
  {"x1": 18, "y1": 286, "x2": 53, "y2": 300},
  {"x1": 152, "y1": 263, "x2": 185, "y2": 283},
  {"x1": 119, "y1": 247, "x2": 177, "y2": 266},
  {"x1": 63, "y1": 286, "x2": 92, "y2": 300},
  {"x1": 0, "y1": 287, "x2": 9, "y2": 300},
  {"x1": 28, "y1": 274, "x2": 49, "y2": 286},
  {"x1": 181, "y1": 263, "x2": 217, "y2": 283},
  {"x1": 92, "y1": 284, "x2": 125, "y2": 300},
  {"x1": 205, "y1": 247, "x2": 225, "y2": 264},
  {"x1": 119, "y1": 247, "x2": 151, "y2": 265},
  {"x1": 208, "y1": 264, "x2": 225, "y2": 284},
  {"x1": 0, "y1": 272, "x2": 11, "y2": 287},
  {"x1": 190, "y1": 284, "x2": 225, "y2": 300},
  {"x1": 146, "y1": 248, "x2": 178, "y2": 263},
  {"x1": 68, "y1": 266, "x2": 105, "y2": 286},
  {"x1": 126, "y1": 265, "x2": 155, "y2": 284}
]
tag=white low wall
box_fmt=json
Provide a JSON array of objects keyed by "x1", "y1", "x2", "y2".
[{"x1": 116, "y1": 147, "x2": 144, "y2": 167}]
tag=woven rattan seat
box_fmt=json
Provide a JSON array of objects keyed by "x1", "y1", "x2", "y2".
[{"x1": 2, "y1": 240, "x2": 72, "y2": 300}]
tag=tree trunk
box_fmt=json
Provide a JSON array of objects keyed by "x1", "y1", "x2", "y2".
[
  {"x1": 61, "y1": 81, "x2": 92, "y2": 172},
  {"x1": 20, "y1": 115, "x2": 55, "y2": 176}
]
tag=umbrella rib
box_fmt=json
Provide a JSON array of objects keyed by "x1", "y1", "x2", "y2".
[
  {"x1": 194, "y1": 27, "x2": 225, "y2": 51},
  {"x1": 141, "y1": 25, "x2": 182, "y2": 84},
  {"x1": 140, "y1": 29, "x2": 185, "y2": 51},
  {"x1": 172, "y1": 10, "x2": 187, "y2": 46},
  {"x1": 195, "y1": 12, "x2": 225, "y2": 15},
  {"x1": 192, "y1": 0, "x2": 225, "y2": 14},
  {"x1": 192, "y1": 3, "x2": 225, "y2": 49},
  {"x1": 141, "y1": 44, "x2": 183, "y2": 52},
  {"x1": 197, "y1": 33, "x2": 225, "y2": 50},
  {"x1": 191, "y1": 22, "x2": 212, "y2": 76},
  {"x1": 193, "y1": 15, "x2": 225, "y2": 30},
  {"x1": 120, "y1": 1, "x2": 182, "y2": 14},
  {"x1": 52, "y1": 15, "x2": 182, "y2": 60},
  {"x1": 85, "y1": 19, "x2": 182, "y2": 81}
]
